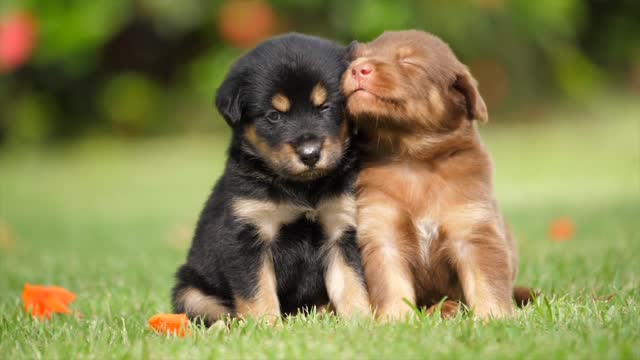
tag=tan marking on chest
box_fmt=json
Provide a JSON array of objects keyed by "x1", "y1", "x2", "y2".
[
  {"x1": 233, "y1": 196, "x2": 356, "y2": 245},
  {"x1": 232, "y1": 199, "x2": 307, "y2": 243},
  {"x1": 315, "y1": 195, "x2": 357, "y2": 244}
]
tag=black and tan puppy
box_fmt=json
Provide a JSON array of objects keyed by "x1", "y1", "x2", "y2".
[{"x1": 172, "y1": 33, "x2": 370, "y2": 325}]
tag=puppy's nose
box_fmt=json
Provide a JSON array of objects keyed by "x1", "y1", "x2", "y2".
[
  {"x1": 351, "y1": 63, "x2": 373, "y2": 79},
  {"x1": 295, "y1": 140, "x2": 322, "y2": 167}
]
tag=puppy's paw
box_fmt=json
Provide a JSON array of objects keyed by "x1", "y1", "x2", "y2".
[
  {"x1": 376, "y1": 303, "x2": 415, "y2": 323},
  {"x1": 426, "y1": 300, "x2": 461, "y2": 319},
  {"x1": 472, "y1": 304, "x2": 515, "y2": 321}
]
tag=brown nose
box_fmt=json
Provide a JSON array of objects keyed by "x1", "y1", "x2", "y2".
[{"x1": 351, "y1": 63, "x2": 373, "y2": 79}]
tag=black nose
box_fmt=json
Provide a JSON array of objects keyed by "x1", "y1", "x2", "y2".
[{"x1": 295, "y1": 141, "x2": 322, "y2": 167}]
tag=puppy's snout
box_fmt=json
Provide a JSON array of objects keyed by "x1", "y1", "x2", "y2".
[
  {"x1": 295, "y1": 140, "x2": 323, "y2": 167},
  {"x1": 351, "y1": 63, "x2": 373, "y2": 80}
]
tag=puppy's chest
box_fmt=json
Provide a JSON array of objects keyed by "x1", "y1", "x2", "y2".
[
  {"x1": 361, "y1": 161, "x2": 446, "y2": 215},
  {"x1": 360, "y1": 161, "x2": 452, "y2": 266},
  {"x1": 231, "y1": 195, "x2": 356, "y2": 245}
]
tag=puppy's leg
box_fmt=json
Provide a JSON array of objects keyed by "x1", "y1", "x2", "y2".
[
  {"x1": 173, "y1": 265, "x2": 233, "y2": 325},
  {"x1": 358, "y1": 196, "x2": 416, "y2": 321},
  {"x1": 174, "y1": 287, "x2": 233, "y2": 324},
  {"x1": 448, "y1": 221, "x2": 515, "y2": 319},
  {"x1": 233, "y1": 251, "x2": 281, "y2": 323},
  {"x1": 324, "y1": 229, "x2": 371, "y2": 318}
]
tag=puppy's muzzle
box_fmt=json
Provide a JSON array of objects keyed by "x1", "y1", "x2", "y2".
[{"x1": 294, "y1": 138, "x2": 323, "y2": 167}]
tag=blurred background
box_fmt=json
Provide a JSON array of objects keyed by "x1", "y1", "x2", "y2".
[{"x1": 0, "y1": 0, "x2": 638, "y2": 144}]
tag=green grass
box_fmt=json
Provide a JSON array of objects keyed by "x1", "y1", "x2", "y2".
[{"x1": 1, "y1": 97, "x2": 639, "y2": 359}]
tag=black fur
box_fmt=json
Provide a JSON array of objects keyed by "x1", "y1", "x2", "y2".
[{"x1": 172, "y1": 33, "x2": 365, "y2": 324}]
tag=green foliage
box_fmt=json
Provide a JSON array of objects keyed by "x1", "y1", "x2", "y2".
[
  {"x1": 22, "y1": 0, "x2": 131, "y2": 74},
  {"x1": 2, "y1": 92, "x2": 55, "y2": 144},
  {"x1": 0, "y1": 0, "x2": 638, "y2": 144},
  {"x1": 99, "y1": 73, "x2": 164, "y2": 135}
]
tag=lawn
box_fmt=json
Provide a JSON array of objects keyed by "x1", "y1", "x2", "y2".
[{"x1": 1, "y1": 96, "x2": 639, "y2": 359}]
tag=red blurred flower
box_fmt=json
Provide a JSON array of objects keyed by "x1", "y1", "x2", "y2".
[
  {"x1": 0, "y1": 11, "x2": 38, "y2": 72},
  {"x1": 22, "y1": 283, "x2": 76, "y2": 319},
  {"x1": 218, "y1": 0, "x2": 276, "y2": 48}
]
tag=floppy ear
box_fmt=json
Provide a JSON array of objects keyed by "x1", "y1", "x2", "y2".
[
  {"x1": 215, "y1": 73, "x2": 244, "y2": 127},
  {"x1": 452, "y1": 70, "x2": 488, "y2": 123}
]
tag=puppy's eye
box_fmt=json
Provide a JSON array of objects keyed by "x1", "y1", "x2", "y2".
[
  {"x1": 319, "y1": 104, "x2": 332, "y2": 113},
  {"x1": 265, "y1": 111, "x2": 281, "y2": 123}
]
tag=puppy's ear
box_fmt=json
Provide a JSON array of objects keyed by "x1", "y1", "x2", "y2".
[
  {"x1": 452, "y1": 70, "x2": 488, "y2": 123},
  {"x1": 215, "y1": 73, "x2": 244, "y2": 127},
  {"x1": 345, "y1": 40, "x2": 359, "y2": 60}
]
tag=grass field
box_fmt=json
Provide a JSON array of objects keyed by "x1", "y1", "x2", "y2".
[{"x1": 1, "y1": 97, "x2": 639, "y2": 359}]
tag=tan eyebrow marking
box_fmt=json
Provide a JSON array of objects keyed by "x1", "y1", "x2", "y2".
[
  {"x1": 310, "y1": 83, "x2": 328, "y2": 107},
  {"x1": 272, "y1": 93, "x2": 291, "y2": 112}
]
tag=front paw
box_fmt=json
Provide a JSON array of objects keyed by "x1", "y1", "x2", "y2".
[
  {"x1": 426, "y1": 300, "x2": 461, "y2": 319},
  {"x1": 336, "y1": 299, "x2": 373, "y2": 320},
  {"x1": 472, "y1": 303, "x2": 515, "y2": 321},
  {"x1": 375, "y1": 302, "x2": 415, "y2": 322}
]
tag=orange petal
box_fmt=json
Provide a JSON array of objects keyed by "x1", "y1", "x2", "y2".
[
  {"x1": 24, "y1": 299, "x2": 50, "y2": 319},
  {"x1": 22, "y1": 283, "x2": 75, "y2": 319},
  {"x1": 22, "y1": 284, "x2": 43, "y2": 314},
  {"x1": 549, "y1": 218, "x2": 575, "y2": 242},
  {"x1": 149, "y1": 313, "x2": 191, "y2": 337},
  {"x1": 42, "y1": 295, "x2": 72, "y2": 314},
  {"x1": 44, "y1": 286, "x2": 76, "y2": 304}
]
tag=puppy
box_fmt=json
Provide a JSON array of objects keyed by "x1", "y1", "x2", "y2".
[
  {"x1": 343, "y1": 30, "x2": 531, "y2": 320},
  {"x1": 173, "y1": 33, "x2": 370, "y2": 325}
]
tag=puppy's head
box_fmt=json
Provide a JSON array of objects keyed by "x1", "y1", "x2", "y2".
[
  {"x1": 216, "y1": 33, "x2": 354, "y2": 182},
  {"x1": 343, "y1": 30, "x2": 487, "y2": 133}
]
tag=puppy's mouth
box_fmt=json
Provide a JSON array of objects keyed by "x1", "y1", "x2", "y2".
[
  {"x1": 275, "y1": 154, "x2": 340, "y2": 182},
  {"x1": 289, "y1": 168, "x2": 331, "y2": 181},
  {"x1": 350, "y1": 88, "x2": 375, "y2": 97},
  {"x1": 346, "y1": 85, "x2": 400, "y2": 106},
  {"x1": 347, "y1": 86, "x2": 377, "y2": 99}
]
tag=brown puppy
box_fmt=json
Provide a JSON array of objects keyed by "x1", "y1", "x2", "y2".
[{"x1": 343, "y1": 30, "x2": 530, "y2": 321}]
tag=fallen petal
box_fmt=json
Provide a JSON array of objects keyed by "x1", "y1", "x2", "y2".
[
  {"x1": 149, "y1": 313, "x2": 191, "y2": 337},
  {"x1": 22, "y1": 283, "x2": 76, "y2": 319}
]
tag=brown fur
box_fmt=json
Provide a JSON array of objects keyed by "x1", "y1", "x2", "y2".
[
  {"x1": 310, "y1": 83, "x2": 328, "y2": 106},
  {"x1": 175, "y1": 287, "x2": 234, "y2": 321},
  {"x1": 426, "y1": 300, "x2": 461, "y2": 319},
  {"x1": 272, "y1": 92, "x2": 291, "y2": 112},
  {"x1": 234, "y1": 253, "x2": 280, "y2": 322},
  {"x1": 325, "y1": 246, "x2": 371, "y2": 317},
  {"x1": 344, "y1": 30, "x2": 532, "y2": 321}
]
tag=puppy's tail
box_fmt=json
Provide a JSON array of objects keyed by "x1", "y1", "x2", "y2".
[{"x1": 513, "y1": 286, "x2": 539, "y2": 307}]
